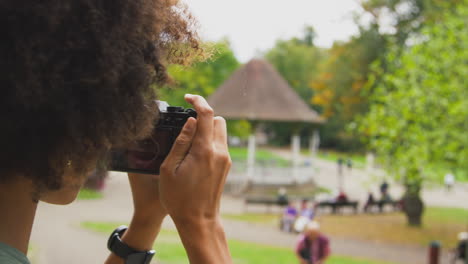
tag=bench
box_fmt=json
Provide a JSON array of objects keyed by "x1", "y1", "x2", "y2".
[
  {"x1": 316, "y1": 201, "x2": 359, "y2": 214},
  {"x1": 244, "y1": 197, "x2": 289, "y2": 213},
  {"x1": 364, "y1": 200, "x2": 400, "y2": 213}
]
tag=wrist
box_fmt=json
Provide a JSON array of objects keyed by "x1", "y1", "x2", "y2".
[
  {"x1": 105, "y1": 226, "x2": 155, "y2": 264},
  {"x1": 174, "y1": 216, "x2": 232, "y2": 264},
  {"x1": 119, "y1": 214, "x2": 165, "y2": 253}
]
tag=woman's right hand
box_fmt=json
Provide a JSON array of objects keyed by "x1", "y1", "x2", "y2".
[
  {"x1": 159, "y1": 94, "x2": 231, "y2": 222},
  {"x1": 159, "y1": 94, "x2": 232, "y2": 263}
]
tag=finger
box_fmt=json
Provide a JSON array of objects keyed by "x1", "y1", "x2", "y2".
[
  {"x1": 161, "y1": 117, "x2": 197, "y2": 171},
  {"x1": 213, "y1": 116, "x2": 228, "y2": 151},
  {"x1": 184, "y1": 94, "x2": 214, "y2": 145}
]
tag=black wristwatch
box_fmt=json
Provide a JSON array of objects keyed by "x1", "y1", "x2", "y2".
[{"x1": 107, "y1": 225, "x2": 155, "y2": 264}]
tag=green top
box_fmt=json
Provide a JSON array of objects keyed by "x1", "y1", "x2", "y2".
[{"x1": 0, "y1": 242, "x2": 30, "y2": 264}]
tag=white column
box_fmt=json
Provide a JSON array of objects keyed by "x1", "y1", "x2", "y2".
[
  {"x1": 246, "y1": 133, "x2": 256, "y2": 183},
  {"x1": 291, "y1": 134, "x2": 300, "y2": 184},
  {"x1": 366, "y1": 152, "x2": 375, "y2": 173},
  {"x1": 309, "y1": 129, "x2": 320, "y2": 158}
]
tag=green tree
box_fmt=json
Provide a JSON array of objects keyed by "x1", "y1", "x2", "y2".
[
  {"x1": 310, "y1": 25, "x2": 387, "y2": 150},
  {"x1": 263, "y1": 27, "x2": 326, "y2": 146},
  {"x1": 358, "y1": 0, "x2": 462, "y2": 45},
  {"x1": 264, "y1": 27, "x2": 325, "y2": 103},
  {"x1": 359, "y1": 2, "x2": 468, "y2": 226}
]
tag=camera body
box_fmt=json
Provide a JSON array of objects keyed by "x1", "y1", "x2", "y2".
[{"x1": 109, "y1": 101, "x2": 197, "y2": 175}]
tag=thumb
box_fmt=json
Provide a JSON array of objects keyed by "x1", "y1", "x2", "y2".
[{"x1": 162, "y1": 117, "x2": 197, "y2": 171}]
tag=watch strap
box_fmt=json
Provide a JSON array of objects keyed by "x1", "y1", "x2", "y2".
[{"x1": 108, "y1": 225, "x2": 155, "y2": 264}]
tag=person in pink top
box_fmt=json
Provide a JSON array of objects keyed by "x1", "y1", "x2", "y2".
[{"x1": 295, "y1": 221, "x2": 331, "y2": 264}]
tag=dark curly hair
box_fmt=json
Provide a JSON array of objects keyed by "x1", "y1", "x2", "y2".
[{"x1": 0, "y1": 0, "x2": 202, "y2": 192}]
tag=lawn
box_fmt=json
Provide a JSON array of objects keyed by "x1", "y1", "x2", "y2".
[
  {"x1": 77, "y1": 188, "x2": 103, "y2": 200},
  {"x1": 82, "y1": 221, "x2": 394, "y2": 264},
  {"x1": 223, "y1": 206, "x2": 468, "y2": 248}
]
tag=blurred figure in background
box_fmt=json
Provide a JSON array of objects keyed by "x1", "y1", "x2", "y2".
[
  {"x1": 337, "y1": 157, "x2": 344, "y2": 176},
  {"x1": 335, "y1": 189, "x2": 348, "y2": 203},
  {"x1": 277, "y1": 187, "x2": 289, "y2": 206},
  {"x1": 346, "y1": 158, "x2": 353, "y2": 172},
  {"x1": 444, "y1": 172, "x2": 455, "y2": 192},
  {"x1": 294, "y1": 200, "x2": 315, "y2": 233},
  {"x1": 380, "y1": 180, "x2": 390, "y2": 200},
  {"x1": 295, "y1": 221, "x2": 330, "y2": 264},
  {"x1": 452, "y1": 232, "x2": 467, "y2": 264},
  {"x1": 300, "y1": 199, "x2": 315, "y2": 219},
  {"x1": 363, "y1": 191, "x2": 376, "y2": 212},
  {"x1": 281, "y1": 201, "x2": 298, "y2": 233}
]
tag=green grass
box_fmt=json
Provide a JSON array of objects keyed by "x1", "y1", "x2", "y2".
[
  {"x1": 425, "y1": 207, "x2": 468, "y2": 225},
  {"x1": 314, "y1": 150, "x2": 366, "y2": 169},
  {"x1": 229, "y1": 147, "x2": 291, "y2": 167},
  {"x1": 82, "y1": 221, "x2": 393, "y2": 264},
  {"x1": 77, "y1": 188, "x2": 103, "y2": 200},
  {"x1": 223, "y1": 206, "x2": 468, "y2": 248}
]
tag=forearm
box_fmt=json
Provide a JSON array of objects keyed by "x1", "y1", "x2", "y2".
[
  {"x1": 175, "y1": 217, "x2": 232, "y2": 264},
  {"x1": 104, "y1": 213, "x2": 165, "y2": 264}
]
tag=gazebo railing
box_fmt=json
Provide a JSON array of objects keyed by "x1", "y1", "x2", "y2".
[{"x1": 227, "y1": 161, "x2": 316, "y2": 186}]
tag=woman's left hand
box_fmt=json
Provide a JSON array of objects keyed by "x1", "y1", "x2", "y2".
[{"x1": 105, "y1": 173, "x2": 167, "y2": 263}]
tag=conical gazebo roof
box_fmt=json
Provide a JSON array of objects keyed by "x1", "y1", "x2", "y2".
[{"x1": 208, "y1": 59, "x2": 324, "y2": 123}]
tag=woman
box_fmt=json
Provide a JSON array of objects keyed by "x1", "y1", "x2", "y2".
[
  {"x1": 0, "y1": 1, "x2": 232, "y2": 264},
  {"x1": 295, "y1": 221, "x2": 330, "y2": 264}
]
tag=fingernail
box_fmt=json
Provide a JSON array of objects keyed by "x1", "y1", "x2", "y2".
[
  {"x1": 185, "y1": 94, "x2": 194, "y2": 98},
  {"x1": 185, "y1": 118, "x2": 195, "y2": 130}
]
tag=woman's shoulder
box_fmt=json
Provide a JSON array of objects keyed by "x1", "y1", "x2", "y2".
[{"x1": 0, "y1": 242, "x2": 30, "y2": 264}]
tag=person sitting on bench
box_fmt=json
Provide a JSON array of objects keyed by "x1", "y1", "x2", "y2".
[
  {"x1": 336, "y1": 190, "x2": 348, "y2": 203},
  {"x1": 282, "y1": 202, "x2": 298, "y2": 232}
]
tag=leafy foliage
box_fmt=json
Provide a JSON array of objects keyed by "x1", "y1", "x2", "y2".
[
  {"x1": 359, "y1": 3, "x2": 468, "y2": 186},
  {"x1": 310, "y1": 25, "x2": 387, "y2": 150},
  {"x1": 262, "y1": 28, "x2": 326, "y2": 146},
  {"x1": 265, "y1": 27, "x2": 325, "y2": 102}
]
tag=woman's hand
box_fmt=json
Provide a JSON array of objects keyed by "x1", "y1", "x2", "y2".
[
  {"x1": 159, "y1": 94, "x2": 232, "y2": 263},
  {"x1": 159, "y1": 94, "x2": 231, "y2": 222}
]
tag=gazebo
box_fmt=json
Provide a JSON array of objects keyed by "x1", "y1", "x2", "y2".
[{"x1": 208, "y1": 59, "x2": 324, "y2": 184}]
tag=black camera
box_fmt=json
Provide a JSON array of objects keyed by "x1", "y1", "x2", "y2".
[{"x1": 108, "y1": 101, "x2": 197, "y2": 175}]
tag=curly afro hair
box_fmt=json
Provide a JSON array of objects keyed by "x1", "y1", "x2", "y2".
[{"x1": 0, "y1": 0, "x2": 202, "y2": 192}]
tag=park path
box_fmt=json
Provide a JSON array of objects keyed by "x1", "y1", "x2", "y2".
[
  {"x1": 30, "y1": 173, "x2": 454, "y2": 264},
  {"x1": 266, "y1": 147, "x2": 468, "y2": 210}
]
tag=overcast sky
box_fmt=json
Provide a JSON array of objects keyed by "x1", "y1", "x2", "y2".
[{"x1": 187, "y1": 0, "x2": 365, "y2": 62}]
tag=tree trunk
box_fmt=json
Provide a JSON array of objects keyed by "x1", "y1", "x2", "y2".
[{"x1": 402, "y1": 191, "x2": 424, "y2": 227}]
